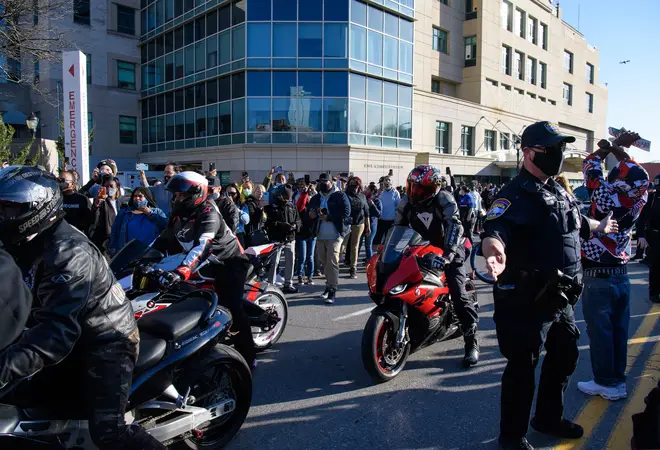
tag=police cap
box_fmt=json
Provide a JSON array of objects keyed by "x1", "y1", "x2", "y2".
[{"x1": 521, "y1": 121, "x2": 576, "y2": 149}]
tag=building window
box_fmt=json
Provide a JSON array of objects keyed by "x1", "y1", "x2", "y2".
[
  {"x1": 500, "y1": 132, "x2": 511, "y2": 150},
  {"x1": 586, "y1": 63, "x2": 594, "y2": 84},
  {"x1": 540, "y1": 61, "x2": 547, "y2": 88},
  {"x1": 116, "y1": 5, "x2": 135, "y2": 35},
  {"x1": 432, "y1": 27, "x2": 448, "y2": 54},
  {"x1": 439, "y1": 0, "x2": 449, "y2": 4},
  {"x1": 464, "y1": 36, "x2": 477, "y2": 67},
  {"x1": 460, "y1": 125, "x2": 474, "y2": 155},
  {"x1": 502, "y1": 45, "x2": 511, "y2": 75},
  {"x1": 484, "y1": 129, "x2": 496, "y2": 151},
  {"x1": 117, "y1": 61, "x2": 136, "y2": 90},
  {"x1": 119, "y1": 116, "x2": 138, "y2": 144},
  {"x1": 563, "y1": 83, "x2": 573, "y2": 106},
  {"x1": 527, "y1": 16, "x2": 537, "y2": 44},
  {"x1": 501, "y1": 1, "x2": 513, "y2": 32},
  {"x1": 540, "y1": 23, "x2": 548, "y2": 50},
  {"x1": 564, "y1": 50, "x2": 573, "y2": 73},
  {"x1": 515, "y1": 8, "x2": 525, "y2": 38},
  {"x1": 74, "y1": 0, "x2": 90, "y2": 25},
  {"x1": 514, "y1": 51, "x2": 524, "y2": 80},
  {"x1": 431, "y1": 79, "x2": 441, "y2": 93},
  {"x1": 526, "y1": 57, "x2": 537, "y2": 84},
  {"x1": 86, "y1": 54, "x2": 91, "y2": 84},
  {"x1": 436, "y1": 121, "x2": 450, "y2": 153},
  {"x1": 586, "y1": 92, "x2": 594, "y2": 113}
]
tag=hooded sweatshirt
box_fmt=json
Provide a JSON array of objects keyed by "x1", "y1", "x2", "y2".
[{"x1": 581, "y1": 153, "x2": 649, "y2": 267}]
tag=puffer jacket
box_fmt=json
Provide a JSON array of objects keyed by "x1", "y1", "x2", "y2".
[{"x1": 0, "y1": 220, "x2": 136, "y2": 388}]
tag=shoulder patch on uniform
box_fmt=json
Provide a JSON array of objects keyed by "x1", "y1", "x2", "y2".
[{"x1": 486, "y1": 198, "x2": 512, "y2": 221}]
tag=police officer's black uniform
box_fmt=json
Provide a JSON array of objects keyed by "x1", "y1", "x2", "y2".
[{"x1": 482, "y1": 122, "x2": 589, "y2": 450}]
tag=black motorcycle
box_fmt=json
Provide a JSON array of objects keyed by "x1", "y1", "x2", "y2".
[{"x1": 0, "y1": 289, "x2": 252, "y2": 448}]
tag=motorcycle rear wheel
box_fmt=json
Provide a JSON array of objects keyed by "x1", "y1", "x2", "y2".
[
  {"x1": 173, "y1": 345, "x2": 252, "y2": 449},
  {"x1": 252, "y1": 290, "x2": 288, "y2": 350},
  {"x1": 361, "y1": 314, "x2": 411, "y2": 383}
]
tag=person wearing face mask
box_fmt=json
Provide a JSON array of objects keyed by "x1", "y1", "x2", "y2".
[
  {"x1": 139, "y1": 162, "x2": 181, "y2": 217},
  {"x1": 80, "y1": 159, "x2": 119, "y2": 199},
  {"x1": 234, "y1": 187, "x2": 251, "y2": 250},
  {"x1": 109, "y1": 187, "x2": 167, "y2": 255},
  {"x1": 308, "y1": 173, "x2": 350, "y2": 303},
  {"x1": 359, "y1": 183, "x2": 382, "y2": 262},
  {"x1": 244, "y1": 184, "x2": 268, "y2": 246},
  {"x1": 266, "y1": 172, "x2": 288, "y2": 205},
  {"x1": 59, "y1": 169, "x2": 93, "y2": 234},
  {"x1": 341, "y1": 176, "x2": 370, "y2": 279},
  {"x1": 216, "y1": 183, "x2": 241, "y2": 234},
  {"x1": 89, "y1": 175, "x2": 123, "y2": 256},
  {"x1": 637, "y1": 174, "x2": 660, "y2": 303},
  {"x1": 458, "y1": 185, "x2": 476, "y2": 244},
  {"x1": 373, "y1": 176, "x2": 400, "y2": 246},
  {"x1": 481, "y1": 121, "x2": 621, "y2": 450},
  {"x1": 265, "y1": 185, "x2": 301, "y2": 293}
]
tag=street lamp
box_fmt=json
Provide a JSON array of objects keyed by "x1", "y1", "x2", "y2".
[
  {"x1": 514, "y1": 137, "x2": 522, "y2": 172},
  {"x1": 25, "y1": 112, "x2": 39, "y2": 138}
]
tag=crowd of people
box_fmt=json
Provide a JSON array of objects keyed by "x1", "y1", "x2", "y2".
[{"x1": 1, "y1": 118, "x2": 660, "y2": 449}]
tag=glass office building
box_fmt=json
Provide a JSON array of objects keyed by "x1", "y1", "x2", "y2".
[{"x1": 139, "y1": 0, "x2": 414, "y2": 153}]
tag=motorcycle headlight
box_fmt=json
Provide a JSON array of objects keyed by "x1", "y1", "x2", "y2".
[{"x1": 389, "y1": 284, "x2": 407, "y2": 295}]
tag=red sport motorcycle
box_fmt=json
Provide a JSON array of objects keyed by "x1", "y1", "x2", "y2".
[{"x1": 361, "y1": 226, "x2": 477, "y2": 382}]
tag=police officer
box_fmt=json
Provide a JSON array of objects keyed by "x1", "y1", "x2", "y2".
[{"x1": 481, "y1": 121, "x2": 618, "y2": 450}]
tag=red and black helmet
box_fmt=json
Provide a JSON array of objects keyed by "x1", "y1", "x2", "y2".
[
  {"x1": 166, "y1": 171, "x2": 209, "y2": 217},
  {"x1": 406, "y1": 165, "x2": 444, "y2": 205}
]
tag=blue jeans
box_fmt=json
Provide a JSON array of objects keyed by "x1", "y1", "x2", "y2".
[
  {"x1": 295, "y1": 237, "x2": 316, "y2": 277},
  {"x1": 360, "y1": 218, "x2": 378, "y2": 260},
  {"x1": 581, "y1": 273, "x2": 631, "y2": 386}
]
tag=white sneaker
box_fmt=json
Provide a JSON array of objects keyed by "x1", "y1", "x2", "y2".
[
  {"x1": 617, "y1": 382, "x2": 628, "y2": 399},
  {"x1": 577, "y1": 380, "x2": 626, "y2": 400},
  {"x1": 319, "y1": 289, "x2": 329, "y2": 299}
]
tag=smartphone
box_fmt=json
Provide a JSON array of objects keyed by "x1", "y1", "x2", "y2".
[
  {"x1": 136, "y1": 163, "x2": 149, "y2": 171},
  {"x1": 276, "y1": 165, "x2": 283, "y2": 172},
  {"x1": 99, "y1": 186, "x2": 107, "y2": 199},
  {"x1": 304, "y1": 174, "x2": 310, "y2": 184},
  {"x1": 209, "y1": 162, "x2": 216, "y2": 171}
]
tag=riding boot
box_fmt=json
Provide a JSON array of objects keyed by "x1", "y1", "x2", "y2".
[{"x1": 463, "y1": 330, "x2": 479, "y2": 368}]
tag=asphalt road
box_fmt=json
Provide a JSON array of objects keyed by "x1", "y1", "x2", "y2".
[{"x1": 229, "y1": 257, "x2": 660, "y2": 450}]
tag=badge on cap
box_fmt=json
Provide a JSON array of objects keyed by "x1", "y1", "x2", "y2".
[
  {"x1": 486, "y1": 198, "x2": 512, "y2": 221},
  {"x1": 545, "y1": 122, "x2": 560, "y2": 135}
]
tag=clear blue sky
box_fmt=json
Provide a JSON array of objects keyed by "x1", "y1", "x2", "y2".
[{"x1": 559, "y1": 0, "x2": 660, "y2": 162}]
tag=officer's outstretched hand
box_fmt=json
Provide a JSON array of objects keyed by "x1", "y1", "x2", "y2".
[
  {"x1": 482, "y1": 237, "x2": 506, "y2": 281},
  {"x1": 595, "y1": 211, "x2": 619, "y2": 235}
]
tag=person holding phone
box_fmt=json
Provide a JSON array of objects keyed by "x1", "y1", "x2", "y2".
[
  {"x1": 89, "y1": 175, "x2": 122, "y2": 256},
  {"x1": 80, "y1": 159, "x2": 119, "y2": 198},
  {"x1": 308, "y1": 173, "x2": 350, "y2": 304}
]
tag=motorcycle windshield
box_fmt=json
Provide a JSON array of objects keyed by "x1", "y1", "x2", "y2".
[
  {"x1": 109, "y1": 239, "x2": 150, "y2": 274},
  {"x1": 381, "y1": 226, "x2": 424, "y2": 264}
]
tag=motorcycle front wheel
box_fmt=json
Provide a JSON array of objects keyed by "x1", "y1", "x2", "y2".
[
  {"x1": 173, "y1": 345, "x2": 252, "y2": 449},
  {"x1": 361, "y1": 314, "x2": 411, "y2": 383}
]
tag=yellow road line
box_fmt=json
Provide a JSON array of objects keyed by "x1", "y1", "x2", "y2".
[
  {"x1": 553, "y1": 304, "x2": 660, "y2": 450},
  {"x1": 605, "y1": 338, "x2": 660, "y2": 449}
]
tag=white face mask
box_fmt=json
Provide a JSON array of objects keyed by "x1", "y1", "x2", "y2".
[{"x1": 107, "y1": 187, "x2": 118, "y2": 197}]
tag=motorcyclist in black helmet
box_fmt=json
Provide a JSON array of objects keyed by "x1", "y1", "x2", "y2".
[
  {"x1": 0, "y1": 166, "x2": 164, "y2": 450},
  {"x1": 152, "y1": 171, "x2": 256, "y2": 368},
  {"x1": 394, "y1": 164, "x2": 479, "y2": 368}
]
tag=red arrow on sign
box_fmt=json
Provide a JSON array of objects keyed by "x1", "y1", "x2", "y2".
[{"x1": 68, "y1": 64, "x2": 75, "y2": 76}]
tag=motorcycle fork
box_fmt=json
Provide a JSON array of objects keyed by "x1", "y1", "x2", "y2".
[{"x1": 394, "y1": 302, "x2": 409, "y2": 349}]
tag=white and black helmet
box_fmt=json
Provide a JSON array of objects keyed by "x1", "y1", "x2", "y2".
[
  {"x1": 166, "y1": 171, "x2": 209, "y2": 217},
  {"x1": 0, "y1": 166, "x2": 65, "y2": 246}
]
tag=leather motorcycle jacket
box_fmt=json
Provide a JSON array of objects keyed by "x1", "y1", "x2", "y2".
[
  {"x1": 153, "y1": 199, "x2": 242, "y2": 278},
  {"x1": 394, "y1": 190, "x2": 464, "y2": 256},
  {"x1": 0, "y1": 219, "x2": 137, "y2": 388}
]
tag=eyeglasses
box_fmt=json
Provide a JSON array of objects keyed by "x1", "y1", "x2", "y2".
[{"x1": 532, "y1": 142, "x2": 567, "y2": 153}]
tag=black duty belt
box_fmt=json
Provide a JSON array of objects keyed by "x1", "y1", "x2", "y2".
[{"x1": 583, "y1": 266, "x2": 627, "y2": 278}]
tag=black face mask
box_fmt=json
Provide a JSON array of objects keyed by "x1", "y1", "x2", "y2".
[
  {"x1": 318, "y1": 182, "x2": 331, "y2": 194},
  {"x1": 532, "y1": 145, "x2": 565, "y2": 177},
  {"x1": 347, "y1": 185, "x2": 358, "y2": 194}
]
